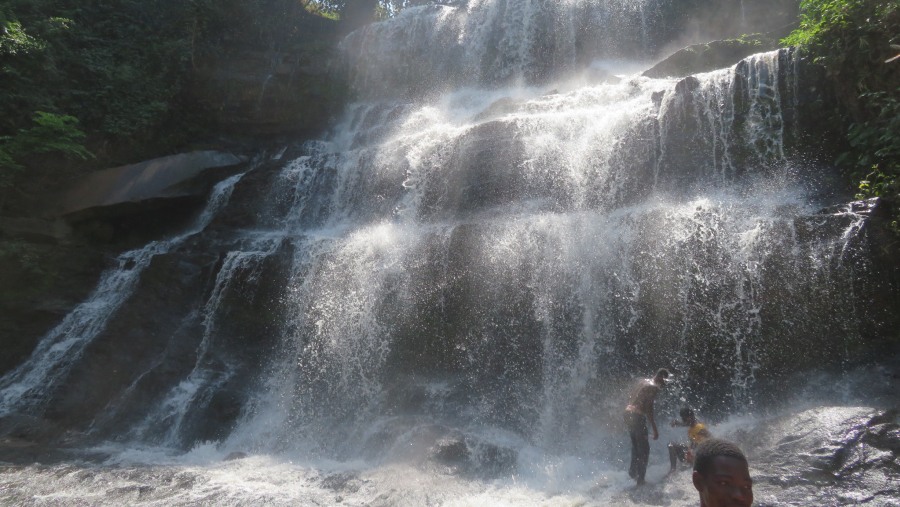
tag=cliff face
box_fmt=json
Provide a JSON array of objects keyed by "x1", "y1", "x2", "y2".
[
  {"x1": 190, "y1": 46, "x2": 345, "y2": 139},
  {"x1": 188, "y1": 5, "x2": 347, "y2": 141}
]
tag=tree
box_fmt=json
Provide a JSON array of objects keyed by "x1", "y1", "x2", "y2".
[
  {"x1": 784, "y1": 0, "x2": 900, "y2": 229},
  {"x1": 303, "y1": 0, "x2": 453, "y2": 21},
  {"x1": 0, "y1": 111, "x2": 91, "y2": 209}
]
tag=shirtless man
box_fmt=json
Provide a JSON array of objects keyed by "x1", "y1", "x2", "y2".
[{"x1": 624, "y1": 368, "x2": 670, "y2": 485}]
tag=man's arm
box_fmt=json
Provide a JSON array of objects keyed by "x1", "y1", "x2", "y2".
[{"x1": 648, "y1": 403, "x2": 659, "y2": 440}]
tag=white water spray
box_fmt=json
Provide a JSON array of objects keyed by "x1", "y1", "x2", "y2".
[{"x1": 0, "y1": 173, "x2": 245, "y2": 415}]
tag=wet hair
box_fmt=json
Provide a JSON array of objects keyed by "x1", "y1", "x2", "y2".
[
  {"x1": 679, "y1": 407, "x2": 695, "y2": 420},
  {"x1": 693, "y1": 439, "x2": 748, "y2": 475},
  {"x1": 656, "y1": 368, "x2": 671, "y2": 379}
]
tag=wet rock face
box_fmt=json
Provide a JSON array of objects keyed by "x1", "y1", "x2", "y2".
[
  {"x1": 0, "y1": 239, "x2": 108, "y2": 378},
  {"x1": 39, "y1": 250, "x2": 218, "y2": 432},
  {"x1": 192, "y1": 47, "x2": 347, "y2": 139},
  {"x1": 651, "y1": 47, "x2": 844, "y2": 183},
  {"x1": 643, "y1": 38, "x2": 779, "y2": 79},
  {"x1": 15, "y1": 235, "x2": 295, "y2": 447},
  {"x1": 742, "y1": 407, "x2": 900, "y2": 506},
  {"x1": 178, "y1": 1, "x2": 350, "y2": 140},
  {"x1": 191, "y1": 15, "x2": 347, "y2": 141}
]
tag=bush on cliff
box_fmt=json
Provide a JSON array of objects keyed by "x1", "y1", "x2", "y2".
[
  {"x1": 784, "y1": 0, "x2": 900, "y2": 229},
  {"x1": 0, "y1": 112, "x2": 92, "y2": 209}
]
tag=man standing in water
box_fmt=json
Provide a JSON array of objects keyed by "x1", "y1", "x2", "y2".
[
  {"x1": 692, "y1": 439, "x2": 753, "y2": 507},
  {"x1": 624, "y1": 368, "x2": 670, "y2": 485}
]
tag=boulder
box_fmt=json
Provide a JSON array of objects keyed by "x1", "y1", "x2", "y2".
[
  {"x1": 56, "y1": 151, "x2": 246, "y2": 216},
  {"x1": 430, "y1": 435, "x2": 470, "y2": 465},
  {"x1": 818, "y1": 197, "x2": 892, "y2": 219},
  {"x1": 643, "y1": 37, "x2": 779, "y2": 79},
  {"x1": 427, "y1": 432, "x2": 518, "y2": 478},
  {"x1": 50, "y1": 151, "x2": 249, "y2": 248},
  {"x1": 321, "y1": 471, "x2": 362, "y2": 493}
]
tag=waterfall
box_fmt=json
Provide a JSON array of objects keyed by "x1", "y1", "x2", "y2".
[
  {"x1": 0, "y1": 174, "x2": 245, "y2": 417},
  {"x1": 656, "y1": 49, "x2": 798, "y2": 186},
  {"x1": 129, "y1": 237, "x2": 285, "y2": 447},
  {"x1": 0, "y1": 3, "x2": 886, "y2": 495},
  {"x1": 342, "y1": 0, "x2": 674, "y2": 98},
  {"x1": 218, "y1": 43, "x2": 870, "y2": 463}
]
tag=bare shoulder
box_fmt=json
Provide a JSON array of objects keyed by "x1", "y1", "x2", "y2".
[
  {"x1": 638, "y1": 379, "x2": 659, "y2": 396},
  {"x1": 628, "y1": 378, "x2": 651, "y2": 397},
  {"x1": 630, "y1": 379, "x2": 659, "y2": 406}
]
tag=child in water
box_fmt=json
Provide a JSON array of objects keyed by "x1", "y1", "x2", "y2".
[{"x1": 668, "y1": 407, "x2": 711, "y2": 473}]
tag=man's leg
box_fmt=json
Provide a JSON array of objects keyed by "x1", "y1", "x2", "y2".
[
  {"x1": 625, "y1": 413, "x2": 649, "y2": 484},
  {"x1": 627, "y1": 414, "x2": 640, "y2": 479},
  {"x1": 668, "y1": 443, "x2": 686, "y2": 472},
  {"x1": 635, "y1": 426, "x2": 650, "y2": 484}
]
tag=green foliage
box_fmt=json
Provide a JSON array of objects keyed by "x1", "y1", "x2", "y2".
[
  {"x1": 783, "y1": 0, "x2": 900, "y2": 224},
  {"x1": 847, "y1": 90, "x2": 900, "y2": 178},
  {"x1": 0, "y1": 0, "x2": 353, "y2": 213},
  {"x1": 0, "y1": 111, "x2": 92, "y2": 192},
  {"x1": 0, "y1": 0, "x2": 201, "y2": 211},
  {"x1": 0, "y1": 19, "x2": 45, "y2": 55},
  {"x1": 782, "y1": 0, "x2": 898, "y2": 79},
  {"x1": 735, "y1": 33, "x2": 768, "y2": 47},
  {"x1": 302, "y1": 0, "x2": 341, "y2": 20},
  {"x1": 0, "y1": 145, "x2": 20, "y2": 191},
  {"x1": 782, "y1": 0, "x2": 860, "y2": 47},
  {"x1": 849, "y1": 89, "x2": 900, "y2": 234},
  {"x1": 9, "y1": 111, "x2": 91, "y2": 160},
  {"x1": 3, "y1": 1, "x2": 196, "y2": 130},
  {"x1": 302, "y1": 0, "x2": 447, "y2": 20}
]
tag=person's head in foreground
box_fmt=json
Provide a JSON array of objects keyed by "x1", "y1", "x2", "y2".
[{"x1": 692, "y1": 438, "x2": 753, "y2": 507}]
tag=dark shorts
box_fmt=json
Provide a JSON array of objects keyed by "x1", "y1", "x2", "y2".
[{"x1": 669, "y1": 442, "x2": 688, "y2": 460}]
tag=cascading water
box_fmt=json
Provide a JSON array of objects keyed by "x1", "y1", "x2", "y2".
[
  {"x1": 130, "y1": 237, "x2": 286, "y2": 447},
  {"x1": 229, "y1": 45, "x2": 863, "y2": 457},
  {"x1": 1, "y1": 1, "x2": 896, "y2": 506},
  {"x1": 342, "y1": 0, "x2": 677, "y2": 98},
  {"x1": 0, "y1": 174, "x2": 244, "y2": 416}
]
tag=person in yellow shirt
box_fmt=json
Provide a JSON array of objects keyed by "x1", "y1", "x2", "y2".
[{"x1": 668, "y1": 407, "x2": 711, "y2": 473}]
